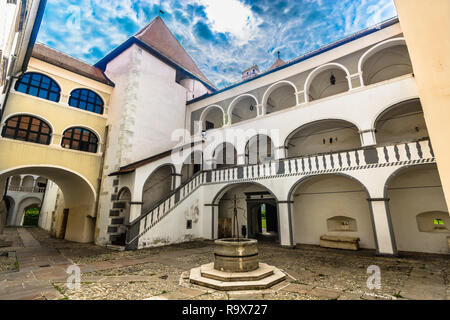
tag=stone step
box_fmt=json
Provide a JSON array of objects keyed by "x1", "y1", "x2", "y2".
[
  {"x1": 200, "y1": 262, "x2": 274, "y2": 282},
  {"x1": 106, "y1": 244, "x2": 126, "y2": 252},
  {"x1": 190, "y1": 264, "x2": 286, "y2": 291}
]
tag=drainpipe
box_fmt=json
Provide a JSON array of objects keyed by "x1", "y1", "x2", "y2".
[{"x1": 93, "y1": 125, "x2": 110, "y2": 237}]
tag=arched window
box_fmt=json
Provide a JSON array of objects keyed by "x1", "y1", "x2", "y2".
[
  {"x1": 1, "y1": 115, "x2": 52, "y2": 145},
  {"x1": 14, "y1": 72, "x2": 60, "y2": 102},
  {"x1": 69, "y1": 89, "x2": 104, "y2": 114},
  {"x1": 61, "y1": 127, "x2": 98, "y2": 153}
]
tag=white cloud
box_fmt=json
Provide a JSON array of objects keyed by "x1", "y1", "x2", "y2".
[{"x1": 195, "y1": 0, "x2": 262, "y2": 44}]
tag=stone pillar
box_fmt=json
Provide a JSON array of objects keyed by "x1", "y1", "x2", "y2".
[
  {"x1": 367, "y1": 198, "x2": 397, "y2": 256},
  {"x1": 171, "y1": 173, "x2": 182, "y2": 189},
  {"x1": 204, "y1": 204, "x2": 218, "y2": 240},
  {"x1": 359, "y1": 129, "x2": 376, "y2": 147},
  {"x1": 237, "y1": 154, "x2": 246, "y2": 165},
  {"x1": 275, "y1": 146, "x2": 287, "y2": 160},
  {"x1": 277, "y1": 201, "x2": 294, "y2": 247},
  {"x1": 128, "y1": 202, "x2": 143, "y2": 223}
]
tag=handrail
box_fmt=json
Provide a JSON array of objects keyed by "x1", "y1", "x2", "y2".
[
  {"x1": 128, "y1": 170, "x2": 204, "y2": 227},
  {"x1": 125, "y1": 138, "x2": 433, "y2": 247}
]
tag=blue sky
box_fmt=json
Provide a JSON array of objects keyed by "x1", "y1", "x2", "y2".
[{"x1": 37, "y1": 0, "x2": 397, "y2": 88}]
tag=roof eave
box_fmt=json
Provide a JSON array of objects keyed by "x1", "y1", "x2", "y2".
[{"x1": 94, "y1": 37, "x2": 217, "y2": 92}]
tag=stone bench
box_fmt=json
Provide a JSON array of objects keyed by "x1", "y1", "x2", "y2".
[{"x1": 320, "y1": 235, "x2": 360, "y2": 251}]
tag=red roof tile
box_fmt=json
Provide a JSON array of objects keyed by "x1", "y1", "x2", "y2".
[{"x1": 31, "y1": 43, "x2": 114, "y2": 86}]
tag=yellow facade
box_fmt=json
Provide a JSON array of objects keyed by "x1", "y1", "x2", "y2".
[
  {"x1": 394, "y1": 0, "x2": 450, "y2": 209},
  {"x1": 0, "y1": 56, "x2": 113, "y2": 243}
]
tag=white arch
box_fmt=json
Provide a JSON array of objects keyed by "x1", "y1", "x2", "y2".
[
  {"x1": 262, "y1": 80, "x2": 299, "y2": 115},
  {"x1": 227, "y1": 93, "x2": 259, "y2": 124},
  {"x1": 370, "y1": 96, "x2": 420, "y2": 130},
  {"x1": 358, "y1": 37, "x2": 407, "y2": 86},
  {"x1": 304, "y1": 62, "x2": 352, "y2": 103},
  {"x1": 199, "y1": 104, "x2": 226, "y2": 131},
  {"x1": 0, "y1": 164, "x2": 97, "y2": 201}
]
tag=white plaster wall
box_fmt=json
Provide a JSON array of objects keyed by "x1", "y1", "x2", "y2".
[
  {"x1": 388, "y1": 165, "x2": 450, "y2": 254},
  {"x1": 291, "y1": 175, "x2": 376, "y2": 249},
  {"x1": 38, "y1": 180, "x2": 59, "y2": 231}
]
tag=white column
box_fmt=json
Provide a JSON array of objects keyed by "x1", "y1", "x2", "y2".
[
  {"x1": 278, "y1": 201, "x2": 294, "y2": 247},
  {"x1": 128, "y1": 203, "x2": 142, "y2": 223},
  {"x1": 237, "y1": 154, "x2": 246, "y2": 165},
  {"x1": 368, "y1": 198, "x2": 397, "y2": 256},
  {"x1": 360, "y1": 129, "x2": 376, "y2": 147}
]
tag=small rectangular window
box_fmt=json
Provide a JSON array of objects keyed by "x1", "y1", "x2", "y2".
[
  {"x1": 434, "y1": 218, "x2": 444, "y2": 225},
  {"x1": 186, "y1": 220, "x2": 192, "y2": 229}
]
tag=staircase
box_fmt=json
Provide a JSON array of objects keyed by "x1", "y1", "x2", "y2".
[{"x1": 125, "y1": 139, "x2": 434, "y2": 250}]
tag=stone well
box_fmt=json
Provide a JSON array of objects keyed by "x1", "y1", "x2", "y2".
[
  {"x1": 189, "y1": 238, "x2": 286, "y2": 291},
  {"x1": 213, "y1": 238, "x2": 258, "y2": 272}
]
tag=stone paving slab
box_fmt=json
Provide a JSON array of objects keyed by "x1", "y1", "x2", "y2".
[{"x1": 0, "y1": 227, "x2": 448, "y2": 300}]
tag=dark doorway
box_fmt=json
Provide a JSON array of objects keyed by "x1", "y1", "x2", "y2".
[{"x1": 246, "y1": 192, "x2": 278, "y2": 242}]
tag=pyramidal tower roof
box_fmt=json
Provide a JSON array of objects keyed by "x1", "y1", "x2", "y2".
[
  {"x1": 134, "y1": 16, "x2": 214, "y2": 88},
  {"x1": 268, "y1": 58, "x2": 286, "y2": 71}
]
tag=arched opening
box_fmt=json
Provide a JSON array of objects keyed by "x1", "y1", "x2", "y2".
[
  {"x1": 213, "y1": 182, "x2": 279, "y2": 242},
  {"x1": 200, "y1": 105, "x2": 224, "y2": 132},
  {"x1": 22, "y1": 203, "x2": 41, "y2": 226},
  {"x1": 285, "y1": 120, "x2": 360, "y2": 158},
  {"x1": 9, "y1": 176, "x2": 21, "y2": 189},
  {"x1": 375, "y1": 99, "x2": 428, "y2": 145},
  {"x1": 263, "y1": 82, "x2": 297, "y2": 115},
  {"x1": 69, "y1": 88, "x2": 104, "y2": 115},
  {"x1": 306, "y1": 64, "x2": 351, "y2": 102},
  {"x1": 21, "y1": 175, "x2": 35, "y2": 191},
  {"x1": 1, "y1": 114, "x2": 52, "y2": 145},
  {"x1": 360, "y1": 40, "x2": 413, "y2": 86},
  {"x1": 290, "y1": 174, "x2": 375, "y2": 249},
  {"x1": 142, "y1": 164, "x2": 175, "y2": 214},
  {"x1": 245, "y1": 135, "x2": 274, "y2": 164},
  {"x1": 386, "y1": 164, "x2": 449, "y2": 254},
  {"x1": 229, "y1": 95, "x2": 258, "y2": 125},
  {"x1": 110, "y1": 187, "x2": 132, "y2": 246},
  {"x1": 213, "y1": 142, "x2": 237, "y2": 169},
  {"x1": 0, "y1": 166, "x2": 96, "y2": 243},
  {"x1": 181, "y1": 151, "x2": 203, "y2": 183},
  {"x1": 14, "y1": 72, "x2": 61, "y2": 102},
  {"x1": 61, "y1": 127, "x2": 99, "y2": 153}
]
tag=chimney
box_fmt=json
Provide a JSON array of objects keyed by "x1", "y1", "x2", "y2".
[{"x1": 242, "y1": 65, "x2": 260, "y2": 80}]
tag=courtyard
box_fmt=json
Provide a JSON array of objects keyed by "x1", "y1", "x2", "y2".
[{"x1": 0, "y1": 227, "x2": 448, "y2": 300}]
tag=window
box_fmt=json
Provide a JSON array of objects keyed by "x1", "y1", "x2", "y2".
[
  {"x1": 69, "y1": 89, "x2": 104, "y2": 114},
  {"x1": 1, "y1": 115, "x2": 52, "y2": 145},
  {"x1": 205, "y1": 120, "x2": 214, "y2": 131},
  {"x1": 15, "y1": 72, "x2": 61, "y2": 102},
  {"x1": 61, "y1": 127, "x2": 98, "y2": 153}
]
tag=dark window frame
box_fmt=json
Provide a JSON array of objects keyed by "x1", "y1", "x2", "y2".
[
  {"x1": 68, "y1": 89, "x2": 104, "y2": 115},
  {"x1": 1, "y1": 115, "x2": 52, "y2": 145},
  {"x1": 61, "y1": 127, "x2": 99, "y2": 153},
  {"x1": 14, "y1": 72, "x2": 61, "y2": 102}
]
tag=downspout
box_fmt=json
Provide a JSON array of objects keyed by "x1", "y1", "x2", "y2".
[{"x1": 93, "y1": 125, "x2": 109, "y2": 239}]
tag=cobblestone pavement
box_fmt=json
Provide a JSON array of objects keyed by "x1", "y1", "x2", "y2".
[{"x1": 0, "y1": 227, "x2": 448, "y2": 300}]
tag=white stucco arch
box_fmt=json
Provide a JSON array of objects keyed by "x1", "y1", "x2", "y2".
[
  {"x1": 261, "y1": 80, "x2": 299, "y2": 115},
  {"x1": 227, "y1": 93, "x2": 259, "y2": 124},
  {"x1": 370, "y1": 96, "x2": 421, "y2": 130},
  {"x1": 199, "y1": 104, "x2": 226, "y2": 131},
  {"x1": 0, "y1": 164, "x2": 96, "y2": 206},
  {"x1": 304, "y1": 62, "x2": 352, "y2": 103},
  {"x1": 358, "y1": 37, "x2": 407, "y2": 86}
]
